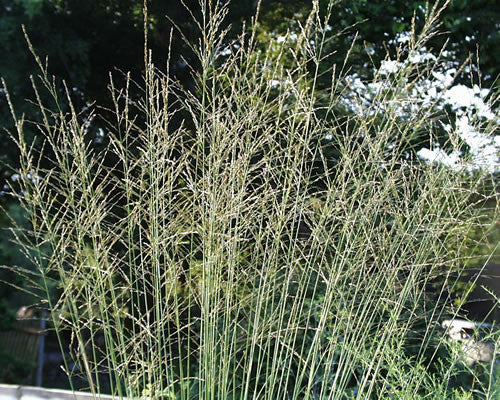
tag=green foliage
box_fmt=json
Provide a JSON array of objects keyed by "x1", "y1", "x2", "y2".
[
  {"x1": 6, "y1": 1, "x2": 499, "y2": 399},
  {"x1": 1, "y1": 0, "x2": 499, "y2": 397},
  {"x1": 14, "y1": 0, "x2": 44, "y2": 19},
  {"x1": 0, "y1": 202, "x2": 34, "y2": 330},
  {"x1": 0, "y1": 349, "x2": 34, "y2": 384}
]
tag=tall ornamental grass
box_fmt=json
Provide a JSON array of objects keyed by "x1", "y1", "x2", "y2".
[{"x1": 3, "y1": 0, "x2": 498, "y2": 399}]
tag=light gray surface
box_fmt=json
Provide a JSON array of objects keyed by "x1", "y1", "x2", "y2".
[{"x1": 0, "y1": 385, "x2": 119, "y2": 400}]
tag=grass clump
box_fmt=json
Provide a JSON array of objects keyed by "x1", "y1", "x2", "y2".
[{"x1": 3, "y1": 0, "x2": 498, "y2": 399}]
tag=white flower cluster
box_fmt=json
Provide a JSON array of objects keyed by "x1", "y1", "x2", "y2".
[{"x1": 340, "y1": 33, "x2": 499, "y2": 172}]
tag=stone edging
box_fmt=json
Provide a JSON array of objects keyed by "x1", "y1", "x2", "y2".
[{"x1": 0, "y1": 385, "x2": 118, "y2": 400}]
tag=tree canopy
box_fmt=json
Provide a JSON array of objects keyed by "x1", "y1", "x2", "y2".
[{"x1": 1, "y1": 0, "x2": 498, "y2": 184}]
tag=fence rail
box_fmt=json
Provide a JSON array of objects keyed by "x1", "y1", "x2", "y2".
[{"x1": 0, "y1": 320, "x2": 42, "y2": 365}]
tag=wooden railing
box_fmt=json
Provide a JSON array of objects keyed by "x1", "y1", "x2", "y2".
[
  {"x1": 0, "y1": 319, "x2": 42, "y2": 365},
  {"x1": 0, "y1": 307, "x2": 45, "y2": 384}
]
